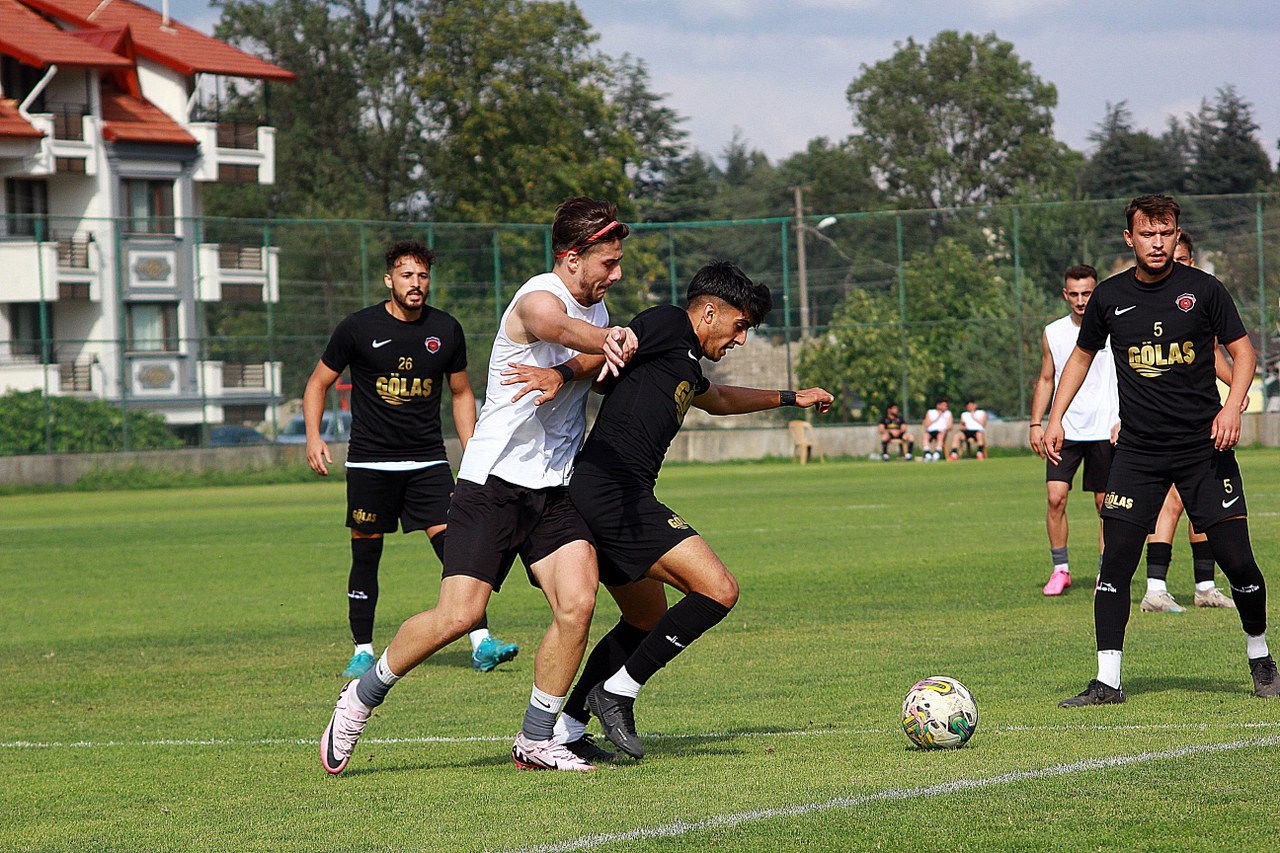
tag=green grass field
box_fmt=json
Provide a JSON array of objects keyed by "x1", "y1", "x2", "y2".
[{"x1": 4, "y1": 453, "x2": 1279, "y2": 851}]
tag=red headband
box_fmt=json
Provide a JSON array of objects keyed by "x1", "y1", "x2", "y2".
[{"x1": 554, "y1": 220, "x2": 622, "y2": 258}]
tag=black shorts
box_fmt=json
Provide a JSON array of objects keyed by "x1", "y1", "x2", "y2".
[
  {"x1": 1100, "y1": 444, "x2": 1246, "y2": 532},
  {"x1": 443, "y1": 476, "x2": 594, "y2": 592},
  {"x1": 569, "y1": 475, "x2": 700, "y2": 587},
  {"x1": 345, "y1": 464, "x2": 454, "y2": 534},
  {"x1": 1046, "y1": 439, "x2": 1113, "y2": 492},
  {"x1": 961, "y1": 430, "x2": 983, "y2": 442}
]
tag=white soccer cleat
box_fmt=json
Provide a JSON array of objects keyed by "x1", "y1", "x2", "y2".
[
  {"x1": 321, "y1": 681, "x2": 371, "y2": 774},
  {"x1": 1140, "y1": 590, "x2": 1186, "y2": 613},
  {"x1": 1193, "y1": 587, "x2": 1236, "y2": 609},
  {"x1": 511, "y1": 732, "x2": 596, "y2": 771}
]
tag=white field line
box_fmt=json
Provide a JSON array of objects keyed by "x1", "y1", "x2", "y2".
[
  {"x1": 4, "y1": 720, "x2": 1279, "y2": 750},
  {"x1": 495, "y1": 735, "x2": 1280, "y2": 853}
]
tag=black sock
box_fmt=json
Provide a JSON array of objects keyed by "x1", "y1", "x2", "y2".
[
  {"x1": 881, "y1": 441, "x2": 889, "y2": 454},
  {"x1": 348, "y1": 537, "x2": 383, "y2": 645},
  {"x1": 1205, "y1": 518, "x2": 1268, "y2": 637},
  {"x1": 1095, "y1": 520, "x2": 1146, "y2": 651},
  {"x1": 1191, "y1": 539, "x2": 1216, "y2": 585},
  {"x1": 907, "y1": 440, "x2": 915, "y2": 454},
  {"x1": 430, "y1": 529, "x2": 447, "y2": 565},
  {"x1": 1145, "y1": 541, "x2": 1172, "y2": 582},
  {"x1": 624, "y1": 592, "x2": 731, "y2": 686},
  {"x1": 567, "y1": 618, "x2": 648, "y2": 721}
]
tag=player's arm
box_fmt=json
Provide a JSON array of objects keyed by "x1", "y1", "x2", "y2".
[
  {"x1": 500, "y1": 353, "x2": 609, "y2": 406},
  {"x1": 1213, "y1": 335, "x2": 1256, "y2": 450},
  {"x1": 1028, "y1": 330, "x2": 1055, "y2": 457},
  {"x1": 509, "y1": 291, "x2": 637, "y2": 373},
  {"x1": 1043, "y1": 346, "x2": 1097, "y2": 464},
  {"x1": 302, "y1": 360, "x2": 342, "y2": 476},
  {"x1": 447, "y1": 369, "x2": 477, "y2": 450},
  {"x1": 693, "y1": 385, "x2": 833, "y2": 416}
]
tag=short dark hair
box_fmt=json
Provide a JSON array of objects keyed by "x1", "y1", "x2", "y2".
[
  {"x1": 1125, "y1": 194, "x2": 1181, "y2": 230},
  {"x1": 385, "y1": 240, "x2": 434, "y2": 272},
  {"x1": 552, "y1": 197, "x2": 630, "y2": 258},
  {"x1": 1178, "y1": 231, "x2": 1194, "y2": 255},
  {"x1": 1063, "y1": 263, "x2": 1097, "y2": 284},
  {"x1": 686, "y1": 260, "x2": 772, "y2": 326}
]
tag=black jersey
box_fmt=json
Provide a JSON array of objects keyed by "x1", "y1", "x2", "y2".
[
  {"x1": 880, "y1": 412, "x2": 905, "y2": 431},
  {"x1": 573, "y1": 304, "x2": 710, "y2": 488},
  {"x1": 1077, "y1": 264, "x2": 1246, "y2": 451},
  {"x1": 320, "y1": 302, "x2": 467, "y2": 462}
]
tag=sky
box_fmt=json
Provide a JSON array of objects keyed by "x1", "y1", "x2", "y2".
[{"x1": 167, "y1": 0, "x2": 1280, "y2": 167}]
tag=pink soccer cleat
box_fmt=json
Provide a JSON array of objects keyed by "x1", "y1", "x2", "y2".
[
  {"x1": 321, "y1": 681, "x2": 371, "y2": 774},
  {"x1": 1042, "y1": 568, "x2": 1072, "y2": 596},
  {"x1": 512, "y1": 733, "x2": 596, "y2": 771}
]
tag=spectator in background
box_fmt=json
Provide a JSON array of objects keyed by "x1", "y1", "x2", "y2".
[
  {"x1": 949, "y1": 399, "x2": 988, "y2": 459},
  {"x1": 921, "y1": 398, "x2": 951, "y2": 462},
  {"x1": 878, "y1": 402, "x2": 915, "y2": 460}
]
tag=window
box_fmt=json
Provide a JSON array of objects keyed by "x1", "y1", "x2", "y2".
[
  {"x1": 8, "y1": 303, "x2": 53, "y2": 362},
  {"x1": 124, "y1": 180, "x2": 175, "y2": 235},
  {"x1": 127, "y1": 303, "x2": 179, "y2": 352},
  {"x1": 4, "y1": 179, "x2": 49, "y2": 239},
  {"x1": 1, "y1": 57, "x2": 44, "y2": 113}
]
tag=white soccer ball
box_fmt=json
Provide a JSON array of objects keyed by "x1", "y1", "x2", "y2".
[{"x1": 901, "y1": 676, "x2": 978, "y2": 749}]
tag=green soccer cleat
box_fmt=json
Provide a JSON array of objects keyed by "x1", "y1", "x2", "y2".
[
  {"x1": 341, "y1": 649, "x2": 376, "y2": 678},
  {"x1": 472, "y1": 635, "x2": 519, "y2": 672}
]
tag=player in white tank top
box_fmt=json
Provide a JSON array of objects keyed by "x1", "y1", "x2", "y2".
[
  {"x1": 1029, "y1": 265, "x2": 1119, "y2": 597},
  {"x1": 460, "y1": 272, "x2": 608, "y2": 489}
]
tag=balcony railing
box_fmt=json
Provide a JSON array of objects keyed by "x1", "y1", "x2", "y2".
[
  {"x1": 59, "y1": 359, "x2": 94, "y2": 392},
  {"x1": 222, "y1": 362, "x2": 267, "y2": 388},
  {"x1": 215, "y1": 121, "x2": 260, "y2": 150},
  {"x1": 56, "y1": 234, "x2": 92, "y2": 269},
  {"x1": 218, "y1": 244, "x2": 263, "y2": 271},
  {"x1": 46, "y1": 102, "x2": 89, "y2": 142}
]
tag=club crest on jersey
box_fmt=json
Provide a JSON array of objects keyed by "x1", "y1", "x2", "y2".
[
  {"x1": 424, "y1": 336, "x2": 441, "y2": 353},
  {"x1": 1176, "y1": 293, "x2": 1196, "y2": 312}
]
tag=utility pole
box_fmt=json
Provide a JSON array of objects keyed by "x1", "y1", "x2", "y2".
[{"x1": 793, "y1": 186, "x2": 810, "y2": 339}]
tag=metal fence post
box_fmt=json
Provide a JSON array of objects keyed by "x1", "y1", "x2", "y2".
[{"x1": 895, "y1": 213, "x2": 909, "y2": 421}]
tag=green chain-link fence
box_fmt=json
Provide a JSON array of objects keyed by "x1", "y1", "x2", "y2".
[{"x1": 3, "y1": 193, "x2": 1277, "y2": 454}]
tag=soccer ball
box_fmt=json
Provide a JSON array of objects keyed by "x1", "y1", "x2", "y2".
[{"x1": 901, "y1": 676, "x2": 978, "y2": 749}]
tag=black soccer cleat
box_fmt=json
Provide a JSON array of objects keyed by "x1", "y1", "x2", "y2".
[
  {"x1": 1250, "y1": 655, "x2": 1279, "y2": 698},
  {"x1": 587, "y1": 683, "x2": 644, "y2": 758},
  {"x1": 563, "y1": 733, "x2": 617, "y2": 763},
  {"x1": 1059, "y1": 679, "x2": 1126, "y2": 707}
]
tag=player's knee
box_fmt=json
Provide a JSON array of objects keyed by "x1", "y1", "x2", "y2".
[
  {"x1": 1047, "y1": 492, "x2": 1068, "y2": 514},
  {"x1": 554, "y1": 587, "x2": 597, "y2": 633},
  {"x1": 701, "y1": 570, "x2": 739, "y2": 610}
]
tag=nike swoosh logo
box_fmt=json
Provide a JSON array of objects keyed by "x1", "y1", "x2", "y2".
[
  {"x1": 1114, "y1": 306, "x2": 1137, "y2": 316},
  {"x1": 1222, "y1": 496, "x2": 1241, "y2": 508},
  {"x1": 687, "y1": 350, "x2": 698, "y2": 360},
  {"x1": 372, "y1": 339, "x2": 391, "y2": 348}
]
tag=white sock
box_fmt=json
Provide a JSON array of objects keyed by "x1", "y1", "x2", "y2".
[
  {"x1": 1246, "y1": 633, "x2": 1270, "y2": 660},
  {"x1": 530, "y1": 685, "x2": 565, "y2": 716},
  {"x1": 1053, "y1": 563, "x2": 1069, "y2": 575},
  {"x1": 553, "y1": 712, "x2": 587, "y2": 745},
  {"x1": 374, "y1": 651, "x2": 401, "y2": 685},
  {"x1": 1146, "y1": 578, "x2": 1167, "y2": 594},
  {"x1": 469, "y1": 628, "x2": 491, "y2": 652},
  {"x1": 354, "y1": 642, "x2": 375, "y2": 657},
  {"x1": 602, "y1": 666, "x2": 643, "y2": 699},
  {"x1": 1195, "y1": 580, "x2": 1216, "y2": 593},
  {"x1": 1097, "y1": 650, "x2": 1122, "y2": 689}
]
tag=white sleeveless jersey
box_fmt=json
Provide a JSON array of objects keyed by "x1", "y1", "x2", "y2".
[
  {"x1": 458, "y1": 272, "x2": 607, "y2": 488},
  {"x1": 1045, "y1": 313, "x2": 1119, "y2": 441},
  {"x1": 924, "y1": 408, "x2": 952, "y2": 433},
  {"x1": 960, "y1": 409, "x2": 986, "y2": 431}
]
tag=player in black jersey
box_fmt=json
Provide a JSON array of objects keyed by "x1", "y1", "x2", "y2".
[
  {"x1": 1044, "y1": 195, "x2": 1276, "y2": 703},
  {"x1": 301, "y1": 240, "x2": 517, "y2": 679},
  {"x1": 505, "y1": 261, "x2": 834, "y2": 759}
]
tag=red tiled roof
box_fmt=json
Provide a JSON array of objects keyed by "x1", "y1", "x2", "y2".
[
  {"x1": 73, "y1": 26, "x2": 143, "y2": 98},
  {"x1": 0, "y1": 0, "x2": 135, "y2": 68},
  {"x1": 100, "y1": 87, "x2": 196, "y2": 146},
  {"x1": 19, "y1": 0, "x2": 295, "y2": 81},
  {"x1": 0, "y1": 98, "x2": 44, "y2": 139}
]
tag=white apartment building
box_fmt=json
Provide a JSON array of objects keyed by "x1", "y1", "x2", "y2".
[{"x1": 0, "y1": 0, "x2": 292, "y2": 437}]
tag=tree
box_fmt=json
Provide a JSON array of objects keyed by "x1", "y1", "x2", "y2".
[
  {"x1": 1081, "y1": 102, "x2": 1183, "y2": 200},
  {"x1": 847, "y1": 31, "x2": 1060, "y2": 209},
  {"x1": 1184, "y1": 86, "x2": 1273, "y2": 195},
  {"x1": 211, "y1": 0, "x2": 430, "y2": 218},
  {"x1": 606, "y1": 54, "x2": 689, "y2": 204},
  {"x1": 796, "y1": 238, "x2": 1030, "y2": 420},
  {"x1": 416, "y1": 0, "x2": 636, "y2": 223}
]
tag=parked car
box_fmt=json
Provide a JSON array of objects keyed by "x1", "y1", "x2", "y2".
[
  {"x1": 210, "y1": 425, "x2": 271, "y2": 447},
  {"x1": 276, "y1": 411, "x2": 352, "y2": 444}
]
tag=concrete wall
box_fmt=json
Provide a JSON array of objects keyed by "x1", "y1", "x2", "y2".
[{"x1": 6, "y1": 415, "x2": 1280, "y2": 485}]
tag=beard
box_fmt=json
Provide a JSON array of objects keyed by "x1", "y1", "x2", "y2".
[
  {"x1": 1135, "y1": 253, "x2": 1173, "y2": 279},
  {"x1": 392, "y1": 289, "x2": 424, "y2": 312}
]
